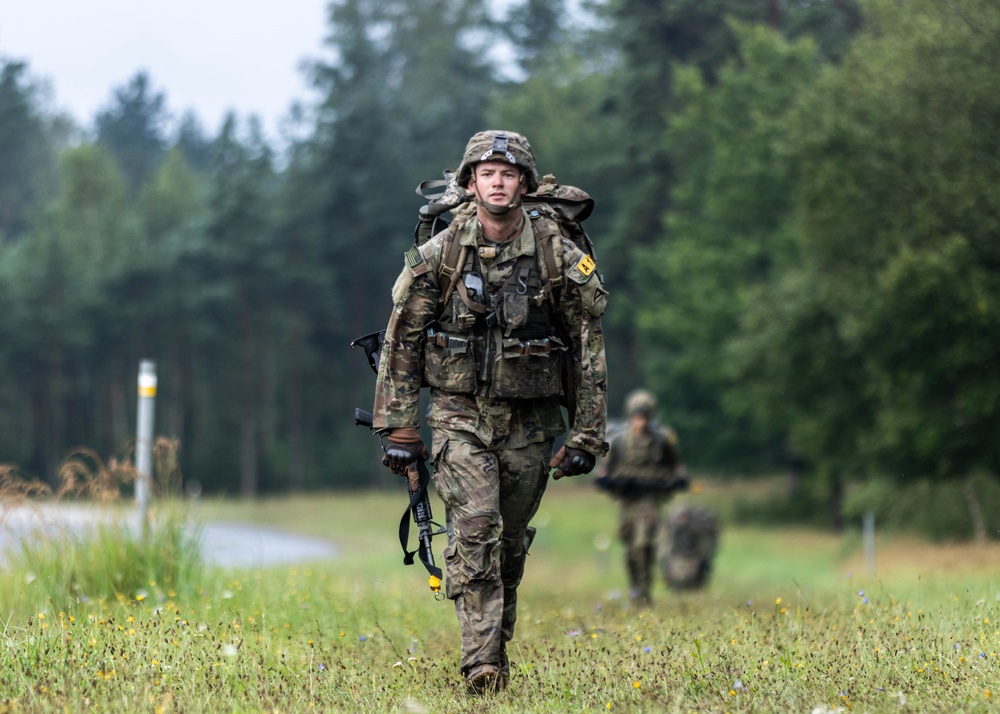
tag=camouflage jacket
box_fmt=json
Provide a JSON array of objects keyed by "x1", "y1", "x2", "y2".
[
  {"x1": 373, "y1": 208, "x2": 609, "y2": 455},
  {"x1": 604, "y1": 425, "x2": 681, "y2": 483}
]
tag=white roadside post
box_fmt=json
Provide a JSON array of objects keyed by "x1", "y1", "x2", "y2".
[
  {"x1": 863, "y1": 510, "x2": 876, "y2": 576},
  {"x1": 136, "y1": 360, "x2": 157, "y2": 532}
]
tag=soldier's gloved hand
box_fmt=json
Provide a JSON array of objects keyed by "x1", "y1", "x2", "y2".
[
  {"x1": 382, "y1": 427, "x2": 429, "y2": 476},
  {"x1": 549, "y1": 446, "x2": 596, "y2": 480}
]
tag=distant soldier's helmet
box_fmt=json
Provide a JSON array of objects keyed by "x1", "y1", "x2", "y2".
[
  {"x1": 456, "y1": 130, "x2": 539, "y2": 193},
  {"x1": 625, "y1": 389, "x2": 657, "y2": 417}
]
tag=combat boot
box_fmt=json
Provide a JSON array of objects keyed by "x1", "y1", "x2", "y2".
[
  {"x1": 630, "y1": 589, "x2": 653, "y2": 609},
  {"x1": 499, "y1": 642, "x2": 510, "y2": 679},
  {"x1": 465, "y1": 662, "x2": 508, "y2": 696}
]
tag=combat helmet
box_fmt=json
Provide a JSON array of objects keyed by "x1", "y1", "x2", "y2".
[
  {"x1": 625, "y1": 389, "x2": 657, "y2": 417},
  {"x1": 456, "y1": 130, "x2": 539, "y2": 193}
]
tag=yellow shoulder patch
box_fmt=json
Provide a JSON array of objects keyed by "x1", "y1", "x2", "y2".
[{"x1": 575, "y1": 254, "x2": 596, "y2": 277}]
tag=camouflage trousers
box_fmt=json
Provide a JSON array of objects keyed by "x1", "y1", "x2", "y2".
[
  {"x1": 430, "y1": 428, "x2": 551, "y2": 673},
  {"x1": 618, "y1": 496, "x2": 663, "y2": 603}
]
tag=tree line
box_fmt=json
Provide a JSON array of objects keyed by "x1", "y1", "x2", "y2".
[{"x1": 1, "y1": 0, "x2": 996, "y2": 533}]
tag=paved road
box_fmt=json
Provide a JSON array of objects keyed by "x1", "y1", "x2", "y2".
[{"x1": 0, "y1": 503, "x2": 338, "y2": 568}]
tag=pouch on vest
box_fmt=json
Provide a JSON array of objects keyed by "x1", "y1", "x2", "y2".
[
  {"x1": 490, "y1": 337, "x2": 565, "y2": 399},
  {"x1": 424, "y1": 327, "x2": 477, "y2": 393}
]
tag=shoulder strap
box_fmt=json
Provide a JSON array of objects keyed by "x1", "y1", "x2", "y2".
[
  {"x1": 437, "y1": 205, "x2": 572, "y2": 309},
  {"x1": 527, "y1": 207, "x2": 564, "y2": 308},
  {"x1": 437, "y1": 213, "x2": 473, "y2": 306}
]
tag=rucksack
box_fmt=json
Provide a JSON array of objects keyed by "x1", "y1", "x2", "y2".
[
  {"x1": 659, "y1": 505, "x2": 720, "y2": 590},
  {"x1": 413, "y1": 171, "x2": 598, "y2": 308}
]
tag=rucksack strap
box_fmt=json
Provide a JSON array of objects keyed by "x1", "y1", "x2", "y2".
[
  {"x1": 527, "y1": 208, "x2": 564, "y2": 309},
  {"x1": 438, "y1": 225, "x2": 467, "y2": 306},
  {"x1": 437, "y1": 206, "x2": 567, "y2": 309},
  {"x1": 416, "y1": 177, "x2": 450, "y2": 202}
]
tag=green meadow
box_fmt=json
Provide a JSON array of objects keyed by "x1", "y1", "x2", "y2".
[{"x1": 1, "y1": 479, "x2": 998, "y2": 713}]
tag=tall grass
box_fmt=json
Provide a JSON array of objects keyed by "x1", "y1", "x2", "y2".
[
  {"x1": 3, "y1": 509, "x2": 204, "y2": 613},
  {"x1": 1, "y1": 476, "x2": 998, "y2": 712},
  {"x1": 0, "y1": 441, "x2": 203, "y2": 616}
]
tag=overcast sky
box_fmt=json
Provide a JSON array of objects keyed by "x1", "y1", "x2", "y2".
[{"x1": 0, "y1": 1, "x2": 330, "y2": 140}]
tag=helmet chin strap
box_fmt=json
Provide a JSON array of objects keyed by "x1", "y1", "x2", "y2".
[{"x1": 476, "y1": 196, "x2": 521, "y2": 217}]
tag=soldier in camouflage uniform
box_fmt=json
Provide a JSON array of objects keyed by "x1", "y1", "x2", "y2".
[
  {"x1": 598, "y1": 389, "x2": 686, "y2": 608},
  {"x1": 372, "y1": 130, "x2": 609, "y2": 695}
]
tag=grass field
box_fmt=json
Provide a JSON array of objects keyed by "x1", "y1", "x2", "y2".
[{"x1": 1, "y1": 478, "x2": 998, "y2": 712}]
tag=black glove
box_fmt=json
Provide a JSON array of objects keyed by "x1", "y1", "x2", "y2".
[
  {"x1": 549, "y1": 446, "x2": 596, "y2": 480},
  {"x1": 382, "y1": 427, "x2": 429, "y2": 476}
]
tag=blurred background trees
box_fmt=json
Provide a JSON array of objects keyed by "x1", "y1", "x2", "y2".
[{"x1": 0, "y1": 0, "x2": 997, "y2": 537}]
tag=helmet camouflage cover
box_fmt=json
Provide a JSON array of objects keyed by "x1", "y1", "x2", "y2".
[
  {"x1": 625, "y1": 389, "x2": 657, "y2": 417},
  {"x1": 456, "y1": 130, "x2": 539, "y2": 193}
]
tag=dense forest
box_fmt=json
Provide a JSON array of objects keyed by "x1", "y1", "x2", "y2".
[{"x1": 1, "y1": 0, "x2": 997, "y2": 534}]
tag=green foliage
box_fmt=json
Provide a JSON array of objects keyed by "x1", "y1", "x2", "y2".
[
  {"x1": 0, "y1": 0, "x2": 995, "y2": 529},
  {"x1": 861, "y1": 236, "x2": 1000, "y2": 477},
  {"x1": 844, "y1": 472, "x2": 1000, "y2": 542},
  {"x1": 139, "y1": 149, "x2": 205, "y2": 244},
  {"x1": 503, "y1": 0, "x2": 566, "y2": 73},
  {"x1": 726, "y1": 475, "x2": 838, "y2": 529},
  {"x1": 0, "y1": 59, "x2": 60, "y2": 242},
  {"x1": 747, "y1": 0, "x2": 1000, "y2": 482},
  {"x1": 488, "y1": 48, "x2": 623, "y2": 238},
  {"x1": 95, "y1": 71, "x2": 168, "y2": 193},
  {"x1": 0, "y1": 143, "x2": 148, "y2": 477},
  {"x1": 173, "y1": 111, "x2": 214, "y2": 172},
  {"x1": 588, "y1": 0, "x2": 790, "y2": 386},
  {"x1": 734, "y1": 266, "x2": 876, "y2": 479},
  {"x1": 636, "y1": 24, "x2": 820, "y2": 470},
  {"x1": 782, "y1": 0, "x2": 863, "y2": 61},
  {"x1": 592, "y1": 0, "x2": 862, "y2": 415}
]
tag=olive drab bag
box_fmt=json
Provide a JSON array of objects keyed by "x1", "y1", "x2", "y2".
[{"x1": 658, "y1": 505, "x2": 720, "y2": 590}]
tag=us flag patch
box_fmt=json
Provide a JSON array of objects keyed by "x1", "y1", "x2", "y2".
[{"x1": 404, "y1": 245, "x2": 423, "y2": 268}]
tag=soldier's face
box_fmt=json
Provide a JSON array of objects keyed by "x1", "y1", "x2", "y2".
[
  {"x1": 470, "y1": 161, "x2": 526, "y2": 208},
  {"x1": 630, "y1": 413, "x2": 648, "y2": 434}
]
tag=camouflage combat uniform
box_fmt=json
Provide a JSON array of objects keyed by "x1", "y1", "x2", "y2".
[
  {"x1": 373, "y1": 206, "x2": 608, "y2": 674},
  {"x1": 604, "y1": 423, "x2": 682, "y2": 605}
]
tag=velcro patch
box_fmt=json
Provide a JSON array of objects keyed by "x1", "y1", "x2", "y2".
[
  {"x1": 575, "y1": 254, "x2": 596, "y2": 277},
  {"x1": 404, "y1": 245, "x2": 430, "y2": 276}
]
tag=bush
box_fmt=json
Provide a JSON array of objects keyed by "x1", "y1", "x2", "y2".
[{"x1": 724, "y1": 475, "x2": 837, "y2": 529}]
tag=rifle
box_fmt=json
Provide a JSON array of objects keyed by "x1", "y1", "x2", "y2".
[
  {"x1": 594, "y1": 474, "x2": 690, "y2": 499},
  {"x1": 351, "y1": 331, "x2": 445, "y2": 598}
]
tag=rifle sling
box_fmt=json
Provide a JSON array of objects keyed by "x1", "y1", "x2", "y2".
[{"x1": 398, "y1": 464, "x2": 443, "y2": 580}]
